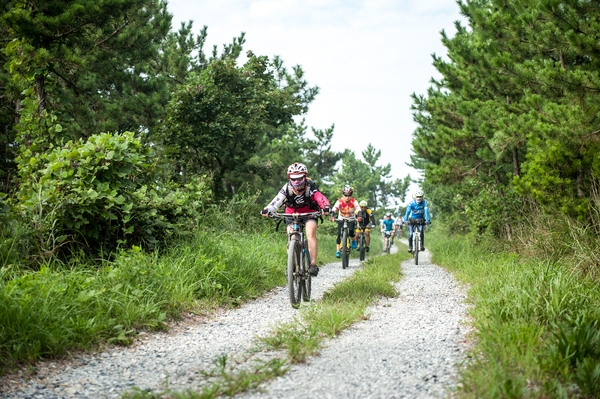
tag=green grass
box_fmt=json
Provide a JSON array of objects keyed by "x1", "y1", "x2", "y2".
[
  {"x1": 261, "y1": 250, "x2": 408, "y2": 363},
  {"x1": 0, "y1": 229, "x2": 289, "y2": 374},
  {"x1": 121, "y1": 246, "x2": 411, "y2": 399},
  {"x1": 0, "y1": 216, "x2": 385, "y2": 375},
  {"x1": 427, "y1": 228, "x2": 600, "y2": 398}
]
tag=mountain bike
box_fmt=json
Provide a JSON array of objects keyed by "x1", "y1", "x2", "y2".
[
  {"x1": 336, "y1": 215, "x2": 356, "y2": 269},
  {"x1": 407, "y1": 218, "x2": 427, "y2": 265},
  {"x1": 382, "y1": 230, "x2": 392, "y2": 254},
  {"x1": 269, "y1": 211, "x2": 321, "y2": 308},
  {"x1": 356, "y1": 224, "x2": 372, "y2": 261}
]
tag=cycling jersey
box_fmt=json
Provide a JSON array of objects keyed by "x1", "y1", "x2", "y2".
[
  {"x1": 355, "y1": 208, "x2": 375, "y2": 228},
  {"x1": 331, "y1": 197, "x2": 360, "y2": 218},
  {"x1": 403, "y1": 200, "x2": 431, "y2": 223},
  {"x1": 266, "y1": 179, "x2": 330, "y2": 214},
  {"x1": 381, "y1": 218, "x2": 395, "y2": 231}
]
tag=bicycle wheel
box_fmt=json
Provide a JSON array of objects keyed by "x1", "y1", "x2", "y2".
[
  {"x1": 413, "y1": 232, "x2": 420, "y2": 265},
  {"x1": 359, "y1": 233, "x2": 366, "y2": 261},
  {"x1": 341, "y1": 229, "x2": 349, "y2": 269},
  {"x1": 302, "y1": 244, "x2": 311, "y2": 302},
  {"x1": 287, "y1": 239, "x2": 303, "y2": 308}
]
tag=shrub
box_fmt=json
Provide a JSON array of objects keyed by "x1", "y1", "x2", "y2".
[{"x1": 16, "y1": 132, "x2": 211, "y2": 258}]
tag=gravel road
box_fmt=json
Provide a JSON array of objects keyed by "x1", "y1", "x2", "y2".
[{"x1": 0, "y1": 240, "x2": 470, "y2": 399}]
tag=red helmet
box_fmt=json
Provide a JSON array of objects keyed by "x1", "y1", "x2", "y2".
[{"x1": 342, "y1": 185, "x2": 353, "y2": 196}]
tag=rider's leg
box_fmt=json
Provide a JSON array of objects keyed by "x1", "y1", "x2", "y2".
[
  {"x1": 365, "y1": 230, "x2": 371, "y2": 246},
  {"x1": 391, "y1": 231, "x2": 395, "y2": 245},
  {"x1": 306, "y1": 220, "x2": 319, "y2": 275},
  {"x1": 420, "y1": 225, "x2": 425, "y2": 250},
  {"x1": 407, "y1": 225, "x2": 414, "y2": 252},
  {"x1": 335, "y1": 221, "x2": 342, "y2": 252},
  {"x1": 350, "y1": 221, "x2": 357, "y2": 249}
]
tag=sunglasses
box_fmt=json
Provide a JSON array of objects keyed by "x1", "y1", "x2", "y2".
[{"x1": 290, "y1": 177, "x2": 305, "y2": 182}]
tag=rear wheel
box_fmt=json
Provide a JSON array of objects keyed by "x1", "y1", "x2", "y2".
[
  {"x1": 287, "y1": 239, "x2": 303, "y2": 308},
  {"x1": 341, "y1": 229, "x2": 349, "y2": 269}
]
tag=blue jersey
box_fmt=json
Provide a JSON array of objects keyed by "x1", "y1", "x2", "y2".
[
  {"x1": 404, "y1": 200, "x2": 430, "y2": 222},
  {"x1": 381, "y1": 218, "x2": 395, "y2": 231}
]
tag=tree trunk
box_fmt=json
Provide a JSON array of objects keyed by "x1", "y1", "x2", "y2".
[
  {"x1": 512, "y1": 146, "x2": 520, "y2": 177},
  {"x1": 35, "y1": 74, "x2": 47, "y2": 117},
  {"x1": 577, "y1": 168, "x2": 585, "y2": 197},
  {"x1": 494, "y1": 171, "x2": 512, "y2": 242}
]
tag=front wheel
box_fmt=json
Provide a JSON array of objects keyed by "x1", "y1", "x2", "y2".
[
  {"x1": 359, "y1": 234, "x2": 366, "y2": 261},
  {"x1": 287, "y1": 239, "x2": 304, "y2": 308},
  {"x1": 413, "y1": 232, "x2": 420, "y2": 265},
  {"x1": 341, "y1": 229, "x2": 349, "y2": 269},
  {"x1": 302, "y1": 244, "x2": 311, "y2": 302}
]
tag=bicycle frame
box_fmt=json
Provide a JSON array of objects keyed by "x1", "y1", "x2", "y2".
[
  {"x1": 336, "y1": 215, "x2": 356, "y2": 269},
  {"x1": 270, "y1": 211, "x2": 321, "y2": 308},
  {"x1": 407, "y1": 218, "x2": 426, "y2": 265}
]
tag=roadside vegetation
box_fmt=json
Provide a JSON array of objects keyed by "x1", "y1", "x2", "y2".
[
  {"x1": 428, "y1": 225, "x2": 600, "y2": 398},
  {"x1": 121, "y1": 250, "x2": 409, "y2": 399}
]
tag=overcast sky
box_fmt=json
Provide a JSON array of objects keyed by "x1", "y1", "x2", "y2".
[{"x1": 166, "y1": 0, "x2": 464, "y2": 200}]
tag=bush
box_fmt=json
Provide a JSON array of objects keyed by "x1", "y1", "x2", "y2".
[{"x1": 15, "y1": 132, "x2": 211, "y2": 258}]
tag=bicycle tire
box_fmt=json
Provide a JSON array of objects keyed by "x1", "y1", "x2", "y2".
[
  {"x1": 302, "y1": 243, "x2": 311, "y2": 302},
  {"x1": 359, "y1": 234, "x2": 366, "y2": 261},
  {"x1": 341, "y1": 229, "x2": 349, "y2": 269},
  {"x1": 287, "y1": 239, "x2": 303, "y2": 308},
  {"x1": 413, "y1": 231, "x2": 420, "y2": 265}
]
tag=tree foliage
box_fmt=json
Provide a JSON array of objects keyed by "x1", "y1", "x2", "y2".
[
  {"x1": 412, "y1": 0, "x2": 600, "y2": 237},
  {"x1": 160, "y1": 53, "x2": 319, "y2": 198}
]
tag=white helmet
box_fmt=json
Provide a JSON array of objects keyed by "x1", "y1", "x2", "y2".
[
  {"x1": 415, "y1": 190, "x2": 424, "y2": 203},
  {"x1": 359, "y1": 200, "x2": 368, "y2": 207},
  {"x1": 287, "y1": 162, "x2": 308, "y2": 178}
]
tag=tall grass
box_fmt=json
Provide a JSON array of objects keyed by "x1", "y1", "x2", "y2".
[
  {"x1": 0, "y1": 229, "x2": 289, "y2": 373},
  {"x1": 429, "y1": 227, "x2": 600, "y2": 398}
]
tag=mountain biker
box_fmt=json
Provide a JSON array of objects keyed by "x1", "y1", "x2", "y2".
[
  {"x1": 355, "y1": 200, "x2": 375, "y2": 253},
  {"x1": 261, "y1": 162, "x2": 331, "y2": 276},
  {"x1": 404, "y1": 190, "x2": 431, "y2": 253},
  {"x1": 380, "y1": 213, "x2": 395, "y2": 245},
  {"x1": 330, "y1": 185, "x2": 361, "y2": 258},
  {"x1": 393, "y1": 211, "x2": 403, "y2": 238}
]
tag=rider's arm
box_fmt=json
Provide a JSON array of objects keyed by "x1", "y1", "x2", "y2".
[
  {"x1": 404, "y1": 204, "x2": 412, "y2": 223},
  {"x1": 330, "y1": 199, "x2": 341, "y2": 215},
  {"x1": 424, "y1": 201, "x2": 431, "y2": 222},
  {"x1": 265, "y1": 185, "x2": 287, "y2": 213},
  {"x1": 311, "y1": 190, "x2": 330, "y2": 210}
]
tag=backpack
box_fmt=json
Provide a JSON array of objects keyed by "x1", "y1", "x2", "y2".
[{"x1": 285, "y1": 178, "x2": 316, "y2": 208}]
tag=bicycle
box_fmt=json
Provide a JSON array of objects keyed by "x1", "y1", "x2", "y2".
[
  {"x1": 355, "y1": 223, "x2": 372, "y2": 261},
  {"x1": 382, "y1": 229, "x2": 393, "y2": 254},
  {"x1": 407, "y1": 217, "x2": 427, "y2": 265},
  {"x1": 335, "y1": 215, "x2": 356, "y2": 269},
  {"x1": 269, "y1": 211, "x2": 321, "y2": 308}
]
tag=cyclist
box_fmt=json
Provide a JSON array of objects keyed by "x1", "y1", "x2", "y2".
[
  {"x1": 330, "y1": 185, "x2": 361, "y2": 258},
  {"x1": 380, "y1": 213, "x2": 396, "y2": 245},
  {"x1": 403, "y1": 190, "x2": 431, "y2": 253},
  {"x1": 393, "y1": 210, "x2": 404, "y2": 239},
  {"x1": 355, "y1": 200, "x2": 375, "y2": 253},
  {"x1": 261, "y1": 162, "x2": 331, "y2": 276}
]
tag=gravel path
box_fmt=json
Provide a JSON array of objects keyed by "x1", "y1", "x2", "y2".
[{"x1": 0, "y1": 240, "x2": 470, "y2": 399}]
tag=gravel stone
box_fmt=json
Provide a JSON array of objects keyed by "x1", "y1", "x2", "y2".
[{"x1": 0, "y1": 241, "x2": 470, "y2": 399}]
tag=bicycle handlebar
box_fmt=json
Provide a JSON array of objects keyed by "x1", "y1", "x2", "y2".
[
  {"x1": 269, "y1": 211, "x2": 322, "y2": 220},
  {"x1": 334, "y1": 215, "x2": 357, "y2": 222}
]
